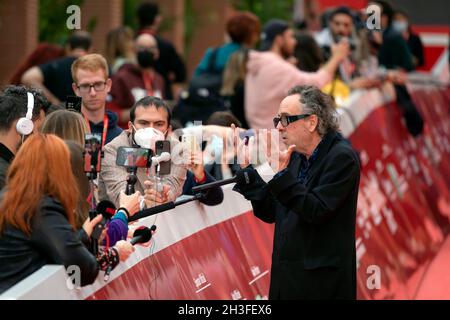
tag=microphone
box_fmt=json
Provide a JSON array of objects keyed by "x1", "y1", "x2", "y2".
[
  {"x1": 91, "y1": 200, "x2": 116, "y2": 240},
  {"x1": 104, "y1": 225, "x2": 156, "y2": 281},
  {"x1": 191, "y1": 167, "x2": 255, "y2": 194},
  {"x1": 96, "y1": 200, "x2": 116, "y2": 219},
  {"x1": 128, "y1": 194, "x2": 204, "y2": 222},
  {"x1": 130, "y1": 225, "x2": 156, "y2": 245},
  {"x1": 151, "y1": 152, "x2": 171, "y2": 166}
]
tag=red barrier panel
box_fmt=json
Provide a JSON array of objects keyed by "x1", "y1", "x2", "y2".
[{"x1": 350, "y1": 85, "x2": 450, "y2": 299}]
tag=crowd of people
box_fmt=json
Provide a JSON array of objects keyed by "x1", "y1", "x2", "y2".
[{"x1": 0, "y1": 1, "x2": 429, "y2": 298}]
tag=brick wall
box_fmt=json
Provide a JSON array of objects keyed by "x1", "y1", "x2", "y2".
[
  {"x1": 0, "y1": 0, "x2": 38, "y2": 86},
  {"x1": 80, "y1": 0, "x2": 122, "y2": 55}
]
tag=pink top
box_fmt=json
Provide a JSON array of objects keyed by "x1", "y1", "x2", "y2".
[{"x1": 245, "y1": 51, "x2": 331, "y2": 129}]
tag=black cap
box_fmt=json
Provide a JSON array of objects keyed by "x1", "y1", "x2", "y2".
[{"x1": 260, "y1": 19, "x2": 289, "y2": 51}]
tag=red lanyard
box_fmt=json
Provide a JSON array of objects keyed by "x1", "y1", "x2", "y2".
[
  {"x1": 84, "y1": 114, "x2": 109, "y2": 150},
  {"x1": 142, "y1": 71, "x2": 154, "y2": 96}
]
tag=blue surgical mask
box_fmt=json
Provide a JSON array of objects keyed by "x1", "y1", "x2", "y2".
[{"x1": 392, "y1": 21, "x2": 408, "y2": 33}]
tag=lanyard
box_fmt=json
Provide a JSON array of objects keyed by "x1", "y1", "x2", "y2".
[
  {"x1": 142, "y1": 71, "x2": 154, "y2": 96},
  {"x1": 84, "y1": 114, "x2": 109, "y2": 150}
]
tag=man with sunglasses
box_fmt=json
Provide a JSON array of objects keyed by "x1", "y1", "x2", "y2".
[
  {"x1": 71, "y1": 54, "x2": 122, "y2": 145},
  {"x1": 234, "y1": 85, "x2": 360, "y2": 299}
]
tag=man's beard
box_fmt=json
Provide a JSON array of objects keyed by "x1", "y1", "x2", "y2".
[{"x1": 280, "y1": 43, "x2": 293, "y2": 60}]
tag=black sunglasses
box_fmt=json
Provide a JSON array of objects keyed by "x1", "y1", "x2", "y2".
[{"x1": 273, "y1": 114, "x2": 311, "y2": 128}]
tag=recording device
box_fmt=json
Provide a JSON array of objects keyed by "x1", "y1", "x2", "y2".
[
  {"x1": 155, "y1": 140, "x2": 171, "y2": 175},
  {"x1": 130, "y1": 225, "x2": 157, "y2": 245},
  {"x1": 90, "y1": 200, "x2": 116, "y2": 240},
  {"x1": 191, "y1": 167, "x2": 256, "y2": 194},
  {"x1": 151, "y1": 152, "x2": 171, "y2": 166},
  {"x1": 65, "y1": 96, "x2": 82, "y2": 113},
  {"x1": 116, "y1": 146, "x2": 153, "y2": 195},
  {"x1": 116, "y1": 146, "x2": 153, "y2": 168},
  {"x1": 84, "y1": 133, "x2": 102, "y2": 177},
  {"x1": 182, "y1": 134, "x2": 198, "y2": 153}
]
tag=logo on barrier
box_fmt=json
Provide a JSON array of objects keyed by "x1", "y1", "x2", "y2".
[
  {"x1": 66, "y1": 5, "x2": 81, "y2": 30},
  {"x1": 66, "y1": 265, "x2": 81, "y2": 290},
  {"x1": 366, "y1": 265, "x2": 381, "y2": 290}
]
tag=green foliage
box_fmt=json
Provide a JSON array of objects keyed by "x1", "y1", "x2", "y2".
[
  {"x1": 39, "y1": 0, "x2": 84, "y2": 44},
  {"x1": 123, "y1": 0, "x2": 141, "y2": 31},
  {"x1": 233, "y1": 0, "x2": 295, "y2": 25}
]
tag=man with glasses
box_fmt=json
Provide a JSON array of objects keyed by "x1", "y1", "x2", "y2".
[
  {"x1": 234, "y1": 85, "x2": 360, "y2": 299},
  {"x1": 71, "y1": 53, "x2": 122, "y2": 145},
  {"x1": 109, "y1": 33, "x2": 165, "y2": 128}
]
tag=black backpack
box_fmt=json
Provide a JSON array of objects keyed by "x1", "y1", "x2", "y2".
[{"x1": 173, "y1": 48, "x2": 228, "y2": 125}]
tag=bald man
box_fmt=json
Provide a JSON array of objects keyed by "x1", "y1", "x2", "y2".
[{"x1": 109, "y1": 33, "x2": 166, "y2": 127}]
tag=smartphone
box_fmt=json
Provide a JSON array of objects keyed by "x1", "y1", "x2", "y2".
[
  {"x1": 84, "y1": 133, "x2": 102, "y2": 173},
  {"x1": 182, "y1": 134, "x2": 198, "y2": 154},
  {"x1": 66, "y1": 96, "x2": 82, "y2": 113},
  {"x1": 155, "y1": 140, "x2": 171, "y2": 175},
  {"x1": 116, "y1": 146, "x2": 152, "y2": 168}
]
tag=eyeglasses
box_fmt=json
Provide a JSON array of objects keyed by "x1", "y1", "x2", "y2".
[
  {"x1": 273, "y1": 114, "x2": 311, "y2": 128},
  {"x1": 77, "y1": 81, "x2": 107, "y2": 93}
]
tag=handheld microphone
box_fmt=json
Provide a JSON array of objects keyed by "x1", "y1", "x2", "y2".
[
  {"x1": 151, "y1": 152, "x2": 171, "y2": 166},
  {"x1": 91, "y1": 200, "x2": 116, "y2": 240},
  {"x1": 130, "y1": 225, "x2": 156, "y2": 245},
  {"x1": 191, "y1": 167, "x2": 255, "y2": 194}
]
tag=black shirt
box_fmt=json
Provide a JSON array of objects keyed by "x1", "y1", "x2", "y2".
[
  {"x1": 0, "y1": 143, "x2": 15, "y2": 189},
  {"x1": 39, "y1": 56, "x2": 77, "y2": 102}
]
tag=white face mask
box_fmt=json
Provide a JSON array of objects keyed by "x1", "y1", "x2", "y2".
[
  {"x1": 392, "y1": 21, "x2": 408, "y2": 33},
  {"x1": 133, "y1": 126, "x2": 165, "y2": 151}
]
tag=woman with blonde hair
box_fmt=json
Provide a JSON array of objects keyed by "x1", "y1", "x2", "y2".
[
  {"x1": 0, "y1": 134, "x2": 135, "y2": 294},
  {"x1": 41, "y1": 109, "x2": 88, "y2": 146},
  {"x1": 105, "y1": 26, "x2": 135, "y2": 73}
]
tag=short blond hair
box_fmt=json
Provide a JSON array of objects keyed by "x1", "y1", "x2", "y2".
[{"x1": 71, "y1": 53, "x2": 109, "y2": 83}]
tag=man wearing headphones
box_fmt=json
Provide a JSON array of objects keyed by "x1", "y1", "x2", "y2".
[{"x1": 0, "y1": 86, "x2": 48, "y2": 189}]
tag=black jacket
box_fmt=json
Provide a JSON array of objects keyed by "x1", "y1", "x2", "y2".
[
  {"x1": 0, "y1": 196, "x2": 99, "y2": 294},
  {"x1": 234, "y1": 131, "x2": 360, "y2": 299},
  {"x1": 378, "y1": 27, "x2": 414, "y2": 71}
]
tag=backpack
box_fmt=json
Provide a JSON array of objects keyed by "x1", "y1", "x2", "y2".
[{"x1": 173, "y1": 48, "x2": 228, "y2": 125}]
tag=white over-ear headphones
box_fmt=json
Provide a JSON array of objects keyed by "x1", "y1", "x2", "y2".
[{"x1": 16, "y1": 92, "x2": 35, "y2": 136}]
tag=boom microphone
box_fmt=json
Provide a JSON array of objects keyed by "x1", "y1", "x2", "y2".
[
  {"x1": 191, "y1": 167, "x2": 255, "y2": 194},
  {"x1": 128, "y1": 194, "x2": 204, "y2": 222}
]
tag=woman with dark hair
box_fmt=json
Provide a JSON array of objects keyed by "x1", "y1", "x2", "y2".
[
  {"x1": 294, "y1": 32, "x2": 324, "y2": 72},
  {"x1": 0, "y1": 134, "x2": 135, "y2": 294}
]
